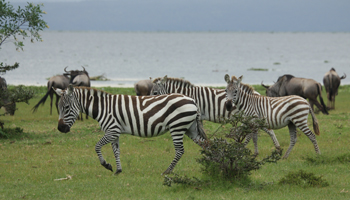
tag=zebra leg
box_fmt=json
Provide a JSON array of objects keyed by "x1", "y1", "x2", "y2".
[
  {"x1": 162, "y1": 131, "x2": 185, "y2": 175},
  {"x1": 95, "y1": 134, "x2": 118, "y2": 172},
  {"x1": 283, "y1": 123, "x2": 298, "y2": 159},
  {"x1": 185, "y1": 121, "x2": 207, "y2": 148},
  {"x1": 243, "y1": 132, "x2": 259, "y2": 155},
  {"x1": 262, "y1": 128, "x2": 281, "y2": 151},
  {"x1": 111, "y1": 137, "x2": 122, "y2": 174},
  {"x1": 298, "y1": 123, "x2": 321, "y2": 155}
]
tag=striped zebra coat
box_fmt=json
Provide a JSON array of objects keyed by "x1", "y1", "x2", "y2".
[
  {"x1": 150, "y1": 76, "x2": 280, "y2": 155},
  {"x1": 224, "y1": 74, "x2": 321, "y2": 158},
  {"x1": 54, "y1": 85, "x2": 207, "y2": 175}
]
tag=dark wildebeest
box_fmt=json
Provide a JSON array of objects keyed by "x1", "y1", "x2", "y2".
[
  {"x1": 32, "y1": 74, "x2": 70, "y2": 114},
  {"x1": 0, "y1": 76, "x2": 16, "y2": 116},
  {"x1": 323, "y1": 68, "x2": 346, "y2": 110},
  {"x1": 262, "y1": 74, "x2": 328, "y2": 115},
  {"x1": 65, "y1": 66, "x2": 91, "y2": 87},
  {"x1": 134, "y1": 78, "x2": 152, "y2": 96}
]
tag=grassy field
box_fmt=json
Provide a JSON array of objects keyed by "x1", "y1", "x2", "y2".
[{"x1": 1, "y1": 85, "x2": 349, "y2": 199}]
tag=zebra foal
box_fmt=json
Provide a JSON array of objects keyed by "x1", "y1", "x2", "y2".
[
  {"x1": 150, "y1": 75, "x2": 280, "y2": 155},
  {"x1": 54, "y1": 85, "x2": 207, "y2": 175},
  {"x1": 224, "y1": 74, "x2": 321, "y2": 158}
]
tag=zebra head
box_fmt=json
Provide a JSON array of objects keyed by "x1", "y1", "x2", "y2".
[
  {"x1": 150, "y1": 75, "x2": 168, "y2": 95},
  {"x1": 54, "y1": 84, "x2": 80, "y2": 133},
  {"x1": 224, "y1": 74, "x2": 242, "y2": 111}
]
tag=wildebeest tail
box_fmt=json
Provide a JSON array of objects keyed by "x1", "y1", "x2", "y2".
[
  {"x1": 32, "y1": 89, "x2": 51, "y2": 113},
  {"x1": 309, "y1": 106, "x2": 320, "y2": 135},
  {"x1": 328, "y1": 74, "x2": 334, "y2": 102},
  {"x1": 317, "y1": 83, "x2": 328, "y2": 115}
]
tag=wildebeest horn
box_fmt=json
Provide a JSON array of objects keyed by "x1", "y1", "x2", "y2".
[
  {"x1": 340, "y1": 73, "x2": 346, "y2": 79},
  {"x1": 64, "y1": 66, "x2": 68, "y2": 72},
  {"x1": 82, "y1": 66, "x2": 86, "y2": 71},
  {"x1": 261, "y1": 81, "x2": 269, "y2": 89}
]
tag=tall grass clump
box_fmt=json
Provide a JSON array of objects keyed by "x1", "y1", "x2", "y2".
[{"x1": 279, "y1": 170, "x2": 329, "y2": 187}]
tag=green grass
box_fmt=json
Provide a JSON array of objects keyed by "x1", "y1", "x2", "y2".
[{"x1": 1, "y1": 85, "x2": 350, "y2": 199}]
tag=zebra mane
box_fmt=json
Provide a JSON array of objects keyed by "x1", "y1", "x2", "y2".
[
  {"x1": 240, "y1": 82, "x2": 256, "y2": 94},
  {"x1": 230, "y1": 75, "x2": 256, "y2": 94},
  {"x1": 74, "y1": 86, "x2": 111, "y2": 95},
  {"x1": 153, "y1": 77, "x2": 195, "y2": 87}
]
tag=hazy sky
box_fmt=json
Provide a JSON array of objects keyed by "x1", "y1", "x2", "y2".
[{"x1": 9, "y1": 0, "x2": 350, "y2": 32}]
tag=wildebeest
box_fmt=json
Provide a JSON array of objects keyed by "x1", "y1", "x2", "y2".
[
  {"x1": 32, "y1": 74, "x2": 70, "y2": 114},
  {"x1": 134, "y1": 78, "x2": 153, "y2": 96},
  {"x1": 65, "y1": 66, "x2": 91, "y2": 87},
  {"x1": 262, "y1": 74, "x2": 328, "y2": 115},
  {"x1": 0, "y1": 76, "x2": 16, "y2": 115},
  {"x1": 323, "y1": 68, "x2": 346, "y2": 110}
]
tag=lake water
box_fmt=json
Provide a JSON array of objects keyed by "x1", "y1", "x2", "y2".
[{"x1": 1, "y1": 31, "x2": 349, "y2": 87}]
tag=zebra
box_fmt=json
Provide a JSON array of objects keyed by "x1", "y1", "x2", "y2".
[
  {"x1": 54, "y1": 85, "x2": 207, "y2": 175},
  {"x1": 224, "y1": 74, "x2": 321, "y2": 158},
  {"x1": 150, "y1": 75, "x2": 280, "y2": 155}
]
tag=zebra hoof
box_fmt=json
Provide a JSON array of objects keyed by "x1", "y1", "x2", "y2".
[
  {"x1": 161, "y1": 170, "x2": 171, "y2": 176},
  {"x1": 102, "y1": 162, "x2": 113, "y2": 172},
  {"x1": 114, "y1": 169, "x2": 122, "y2": 175}
]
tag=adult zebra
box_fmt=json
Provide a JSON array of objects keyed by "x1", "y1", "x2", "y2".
[
  {"x1": 224, "y1": 74, "x2": 321, "y2": 158},
  {"x1": 150, "y1": 75, "x2": 280, "y2": 155},
  {"x1": 54, "y1": 85, "x2": 207, "y2": 175}
]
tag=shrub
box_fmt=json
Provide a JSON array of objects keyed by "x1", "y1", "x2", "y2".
[
  {"x1": 279, "y1": 170, "x2": 329, "y2": 187},
  {"x1": 0, "y1": 127, "x2": 29, "y2": 139},
  {"x1": 164, "y1": 112, "x2": 282, "y2": 186},
  {"x1": 197, "y1": 138, "x2": 282, "y2": 180}
]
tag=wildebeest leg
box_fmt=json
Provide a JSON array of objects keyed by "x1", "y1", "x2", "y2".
[
  {"x1": 331, "y1": 95, "x2": 336, "y2": 109},
  {"x1": 309, "y1": 99, "x2": 327, "y2": 114},
  {"x1": 49, "y1": 90, "x2": 54, "y2": 115},
  {"x1": 309, "y1": 100, "x2": 315, "y2": 112},
  {"x1": 283, "y1": 123, "x2": 297, "y2": 159},
  {"x1": 55, "y1": 93, "x2": 60, "y2": 114},
  {"x1": 326, "y1": 92, "x2": 331, "y2": 110}
]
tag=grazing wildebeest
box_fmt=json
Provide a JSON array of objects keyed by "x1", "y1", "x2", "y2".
[
  {"x1": 323, "y1": 68, "x2": 346, "y2": 110},
  {"x1": 0, "y1": 76, "x2": 16, "y2": 115},
  {"x1": 261, "y1": 74, "x2": 328, "y2": 115},
  {"x1": 64, "y1": 66, "x2": 91, "y2": 87},
  {"x1": 32, "y1": 74, "x2": 70, "y2": 114},
  {"x1": 134, "y1": 78, "x2": 153, "y2": 96}
]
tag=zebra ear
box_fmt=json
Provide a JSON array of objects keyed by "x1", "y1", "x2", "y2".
[
  {"x1": 161, "y1": 75, "x2": 168, "y2": 84},
  {"x1": 224, "y1": 74, "x2": 230, "y2": 83},
  {"x1": 53, "y1": 87, "x2": 63, "y2": 96},
  {"x1": 67, "y1": 84, "x2": 74, "y2": 96},
  {"x1": 236, "y1": 75, "x2": 243, "y2": 86}
]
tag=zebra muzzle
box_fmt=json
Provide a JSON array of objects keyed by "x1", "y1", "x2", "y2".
[
  {"x1": 225, "y1": 100, "x2": 233, "y2": 111},
  {"x1": 58, "y1": 119, "x2": 70, "y2": 133}
]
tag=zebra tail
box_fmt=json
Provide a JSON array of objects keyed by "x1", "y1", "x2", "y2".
[
  {"x1": 309, "y1": 106, "x2": 320, "y2": 136},
  {"x1": 196, "y1": 109, "x2": 208, "y2": 140}
]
